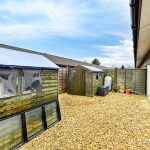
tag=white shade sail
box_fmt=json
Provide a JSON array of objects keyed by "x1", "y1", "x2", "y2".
[
  {"x1": 81, "y1": 65, "x2": 103, "y2": 72},
  {"x1": 0, "y1": 48, "x2": 59, "y2": 69}
]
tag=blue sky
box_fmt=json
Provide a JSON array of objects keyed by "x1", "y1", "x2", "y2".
[{"x1": 0, "y1": 0, "x2": 134, "y2": 67}]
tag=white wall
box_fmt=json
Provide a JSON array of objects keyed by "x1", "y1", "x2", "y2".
[{"x1": 147, "y1": 65, "x2": 150, "y2": 100}]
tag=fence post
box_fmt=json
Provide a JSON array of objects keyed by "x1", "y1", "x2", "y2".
[
  {"x1": 114, "y1": 68, "x2": 117, "y2": 90},
  {"x1": 67, "y1": 65, "x2": 71, "y2": 94},
  {"x1": 125, "y1": 69, "x2": 126, "y2": 91},
  {"x1": 147, "y1": 65, "x2": 150, "y2": 99}
]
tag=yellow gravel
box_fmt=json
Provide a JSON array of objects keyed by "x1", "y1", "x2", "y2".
[{"x1": 18, "y1": 93, "x2": 150, "y2": 150}]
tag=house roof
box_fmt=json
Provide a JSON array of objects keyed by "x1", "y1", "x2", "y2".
[
  {"x1": 0, "y1": 43, "x2": 106, "y2": 69},
  {"x1": 130, "y1": 0, "x2": 150, "y2": 68},
  {"x1": 43, "y1": 53, "x2": 106, "y2": 69},
  {"x1": 80, "y1": 65, "x2": 103, "y2": 72},
  {"x1": 0, "y1": 48, "x2": 59, "y2": 69}
]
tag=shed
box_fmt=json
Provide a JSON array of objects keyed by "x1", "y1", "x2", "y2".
[
  {"x1": 0, "y1": 48, "x2": 61, "y2": 150},
  {"x1": 0, "y1": 44, "x2": 107, "y2": 94},
  {"x1": 69, "y1": 65, "x2": 103, "y2": 96}
]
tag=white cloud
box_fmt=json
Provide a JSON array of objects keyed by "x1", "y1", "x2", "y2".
[
  {"x1": 0, "y1": 0, "x2": 94, "y2": 40},
  {"x1": 0, "y1": 0, "x2": 131, "y2": 41},
  {"x1": 82, "y1": 40, "x2": 134, "y2": 67}
]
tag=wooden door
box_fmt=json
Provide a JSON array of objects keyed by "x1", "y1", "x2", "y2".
[{"x1": 72, "y1": 68, "x2": 85, "y2": 95}]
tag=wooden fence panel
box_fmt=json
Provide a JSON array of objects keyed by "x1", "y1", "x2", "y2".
[
  {"x1": 134, "y1": 69, "x2": 146, "y2": 94},
  {"x1": 125, "y1": 69, "x2": 134, "y2": 91},
  {"x1": 105, "y1": 69, "x2": 146, "y2": 94},
  {"x1": 117, "y1": 69, "x2": 126, "y2": 88},
  {"x1": 59, "y1": 68, "x2": 67, "y2": 94}
]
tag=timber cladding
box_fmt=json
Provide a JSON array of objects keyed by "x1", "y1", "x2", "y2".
[
  {"x1": 85, "y1": 70, "x2": 93, "y2": 96},
  {"x1": 59, "y1": 68, "x2": 67, "y2": 94},
  {"x1": 72, "y1": 67, "x2": 85, "y2": 96},
  {"x1": 92, "y1": 72, "x2": 104, "y2": 96},
  {"x1": 70, "y1": 66, "x2": 103, "y2": 97},
  {"x1": 0, "y1": 69, "x2": 58, "y2": 119},
  {"x1": 105, "y1": 69, "x2": 147, "y2": 94}
]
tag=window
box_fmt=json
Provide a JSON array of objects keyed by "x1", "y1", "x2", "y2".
[
  {"x1": 45, "y1": 102, "x2": 58, "y2": 127},
  {"x1": 25, "y1": 107, "x2": 43, "y2": 138},
  {"x1": 0, "y1": 69, "x2": 17, "y2": 98},
  {"x1": 0, "y1": 115, "x2": 23, "y2": 150},
  {"x1": 96, "y1": 72, "x2": 102, "y2": 80},
  {"x1": 96, "y1": 72, "x2": 99, "y2": 80},
  {"x1": 0, "y1": 100, "x2": 61, "y2": 150},
  {"x1": 21, "y1": 69, "x2": 41, "y2": 94}
]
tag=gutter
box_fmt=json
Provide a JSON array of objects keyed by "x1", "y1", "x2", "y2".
[{"x1": 130, "y1": 0, "x2": 141, "y2": 68}]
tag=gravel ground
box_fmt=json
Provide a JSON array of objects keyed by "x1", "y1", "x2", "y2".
[{"x1": 18, "y1": 93, "x2": 150, "y2": 150}]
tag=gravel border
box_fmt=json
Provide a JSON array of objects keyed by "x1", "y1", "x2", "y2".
[{"x1": 18, "y1": 93, "x2": 150, "y2": 150}]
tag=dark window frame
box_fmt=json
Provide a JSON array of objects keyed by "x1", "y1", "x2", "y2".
[
  {"x1": 0, "y1": 68, "x2": 42, "y2": 100},
  {"x1": 96, "y1": 72, "x2": 99, "y2": 80},
  {"x1": 0, "y1": 100, "x2": 61, "y2": 150}
]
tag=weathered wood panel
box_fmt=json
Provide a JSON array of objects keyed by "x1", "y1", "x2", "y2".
[
  {"x1": 0, "y1": 115, "x2": 22, "y2": 150},
  {"x1": 70, "y1": 67, "x2": 85, "y2": 96},
  {"x1": 25, "y1": 107, "x2": 43, "y2": 138},
  {"x1": 70, "y1": 67, "x2": 104, "y2": 97},
  {"x1": 45, "y1": 102, "x2": 58, "y2": 126},
  {"x1": 134, "y1": 69, "x2": 146, "y2": 94},
  {"x1": 85, "y1": 70, "x2": 93, "y2": 96},
  {"x1": 0, "y1": 69, "x2": 58, "y2": 118},
  {"x1": 125, "y1": 69, "x2": 134, "y2": 91},
  {"x1": 73, "y1": 67, "x2": 85, "y2": 95},
  {"x1": 59, "y1": 68, "x2": 67, "y2": 94},
  {"x1": 92, "y1": 72, "x2": 104, "y2": 96},
  {"x1": 117, "y1": 69, "x2": 126, "y2": 88},
  {"x1": 106, "y1": 69, "x2": 146, "y2": 94}
]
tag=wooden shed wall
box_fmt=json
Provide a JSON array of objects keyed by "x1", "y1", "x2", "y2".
[
  {"x1": 92, "y1": 73, "x2": 104, "y2": 96},
  {"x1": 0, "y1": 70, "x2": 58, "y2": 119},
  {"x1": 70, "y1": 67, "x2": 85, "y2": 96},
  {"x1": 85, "y1": 70, "x2": 93, "y2": 96},
  {"x1": 59, "y1": 67, "x2": 67, "y2": 94},
  {"x1": 70, "y1": 67, "x2": 104, "y2": 97}
]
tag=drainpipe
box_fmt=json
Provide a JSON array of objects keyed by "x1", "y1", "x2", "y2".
[
  {"x1": 130, "y1": 0, "x2": 139, "y2": 68},
  {"x1": 147, "y1": 65, "x2": 150, "y2": 100}
]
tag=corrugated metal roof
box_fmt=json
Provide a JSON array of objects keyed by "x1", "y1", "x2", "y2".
[
  {"x1": 81, "y1": 65, "x2": 103, "y2": 72},
  {"x1": 0, "y1": 48, "x2": 59, "y2": 69}
]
